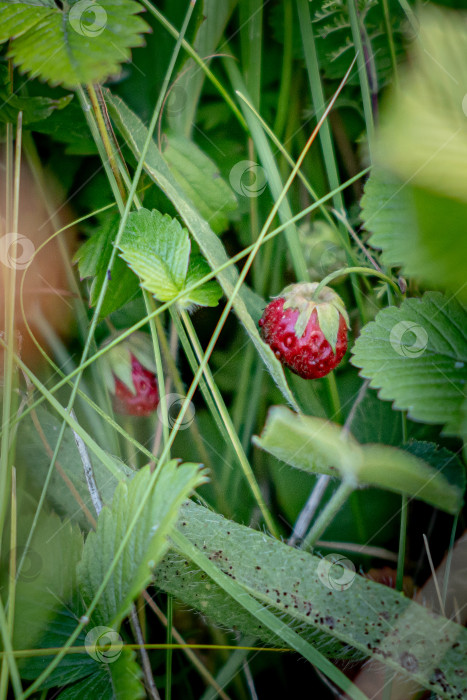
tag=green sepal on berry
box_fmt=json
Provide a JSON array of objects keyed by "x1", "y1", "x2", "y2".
[
  {"x1": 101, "y1": 332, "x2": 157, "y2": 395},
  {"x1": 281, "y1": 282, "x2": 349, "y2": 353}
]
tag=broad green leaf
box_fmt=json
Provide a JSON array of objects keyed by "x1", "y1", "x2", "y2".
[
  {"x1": 7, "y1": 507, "x2": 87, "y2": 686},
  {"x1": 57, "y1": 649, "x2": 143, "y2": 700},
  {"x1": 154, "y1": 501, "x2": 467, "y2": 700},
  {"x1": 74, "y1": 214, "x2": 140, "y2": 318},
  {"x1": 78, "y1": 461, "x2": 208, "y2": 629},
  {"x1": 15, "y1": 404, "x2": 131, "y2": 531},
  {"x1": 403, "y1": 440, "x2": 466, "y2": 495},
  {"x1": 369, "y1": 7, "x2": 467, "y2": 298},
  {"x1": 106, "y1": 91, "x2": 299, "y2": 409},
  {"x1": 0, "y1": 0, "x2": 149, "y2": 88},
  {"x1": 351, "y1": 293, "x2": 467, "y2": 436},
  {"x1": 0, "y1": 65, "x2": 73, "y2": 124},
  {"x1": 163, "y1": 134, "x2": 237, "y2": 234},
  {"x1": 253, "y1": 406, "x2": 463, "y2": 513},
  {"x1": 18, "y1": 606, "x2": 94, "y2": 689},
  {"x1": 361, "y1": 169, "x2": 467, "y2": 300},
  {"x1": 118, "y1": 208, "x2": 223, "y2": 308}
]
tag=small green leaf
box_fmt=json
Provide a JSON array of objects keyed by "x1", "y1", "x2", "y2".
[
  {"x1": 163, "y1": 134, "x2": 237, "y2": 234},
  {"x1": 0, "y1": 65, "x2": 73, "y2": 124},
  {"x1": 253, "y1": 406, "x2": 464, "y2": 513},
  {"x1": 0, "y1": 0, "x2": 149, "y2": 88},
  {"x1": 183, "y1": 255, "x2": 223, "y2": 308},
  {"x1": 73, "y1": 215, "x2": 140, "y2": 318},
  {"x1": 119, "y1": 208, "x2": 190, "y2": 300},
  {"x1": 77, "y1": 461, "x2": 208, "y2": 629},
  {"x1": 351, "y1": 293, "x2": 467, "y2": 436}
]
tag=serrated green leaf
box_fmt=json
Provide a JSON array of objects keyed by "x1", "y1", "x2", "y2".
[
  {"x1": 351, "y1": 293, "x2": 467, "y2": 436},
  {"x1": 119, "y1": 208, "x2": 190, "y2": 301},
  {"x1": 163, "y1": 134, "x2": 237, "y2": 234},
  {"x1": 253, "y1": 406, "x2": 463, "y2": 513},
  {"x1": 154, "y1": 501, "x2": 467, "y2": 700},
  {"x1": 0, "y1": 0, "x2": 149, "y2": 88},
  {"x1": 183, "y1": 255, "x2": 223, "y2": 308},
  {"x1": 106, "y1": 91, "x2": 298, "y2": 410},
  {"x1": 77, "y1": 461, "x2": 208, "y2": 629}
]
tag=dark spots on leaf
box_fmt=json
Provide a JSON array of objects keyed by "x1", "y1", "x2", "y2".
[
  {"x1": 256, "y1": 566, "x2": 261, "y2": 570},
  {"x1": 400, "y1": 652, "x2": 418, "y2": 673},
  {"x1": 324, "y1": 616, "x2": 335, "y2": 629}
]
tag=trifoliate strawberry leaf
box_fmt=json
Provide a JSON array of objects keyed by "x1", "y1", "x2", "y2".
[
  {"x1": 351, "y1": 293, "x2": 467, "y2": 436},
  {"x1": 163, "y1": 134, "x2": 237, "y2": 235},
  {"x1": 119, "y1": 208, "x2": 222, "y2": 309},
  {"x1": 253, "y1": 406, "x2": 464, "y2": 514},
  {"x1": 0, "y1": 0, "x2": 149, "y2": 88},
  {"x1": 77, "y1": 461, "x2": 208, "y2": 629}
]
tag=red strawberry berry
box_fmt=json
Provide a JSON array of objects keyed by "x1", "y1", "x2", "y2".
[
  {"x1": 259, "y1": 282, "x2": 349, "y2": 379},
  {"x1": 113, "y1": 354, "x2": 159, "y2": 416}
]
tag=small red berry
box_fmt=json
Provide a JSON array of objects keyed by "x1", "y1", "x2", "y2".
[
  {"x1": 114, "y1": 354, "x2": 159, "y2": 416},
  {"x1": 101, "y1": 331, "x2": 160, "y2": 417},
  {"x1": 259, "y1": 282, "x2": 349, "y2": 379}
]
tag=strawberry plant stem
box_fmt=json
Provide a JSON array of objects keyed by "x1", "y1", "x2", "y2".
[
  {"x1": 313, "y1": 266, "x2": 401, "y2": 300},
  {"x1": 301, "y1": 479, "x2": 356, "y2": 551}
]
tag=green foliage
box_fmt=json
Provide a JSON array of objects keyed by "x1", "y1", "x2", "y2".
[
  {"x1": 0, "y1": 65, "x2": 73, "y2": 125},
  {"x1": 351, "y1": 293, "x2": 467, "y2": 437},
  {"x1": 118, "y1": 208, "x2": 223, "y2": 309},
  {"x1": 77, "y1": 461, "x2": 208, "y2": 629},
  {"x1": 0, "y1": 0, "x2": 149, "y2": 87},
  {"x1": 106, "y1": 91, "x2": 299, "y2": 409},
  {"x1": 155, "y1": 501, "x2": 467, "y2": 700},
  {"x1": 15, "y1": 404, "x2": 131, "y2": 530},
  {"x1": 163, "y1": 134, "x2": 238, "y2": 234},
  {"x1": 253, "y1": 406, "x2": 464, "y2": 513},
  {"x1": 367, "y1": 7, "x2": 467, "y2": 299},
  {"x1": 74, "y1": 214, "x2": 141, "y2": 319}
]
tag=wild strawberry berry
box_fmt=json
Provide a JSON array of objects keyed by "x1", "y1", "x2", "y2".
[
  {"x1": 101, "y1": 332, "x2": 160, "y2": 416},
  {"x1": 259, "y1": 282, "x2": 349, "y2": 379},
  {"x1": 113, "y1": 354, "x2": 159, "y2": 416}
]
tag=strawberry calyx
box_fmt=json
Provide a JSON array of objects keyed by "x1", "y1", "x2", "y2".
[
  {"x1": 279, "y1": 282, "x2": 349, "y2": 353},
  {"x1": 100, "y1": 331, "x2": 160, "y2": 415}
]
